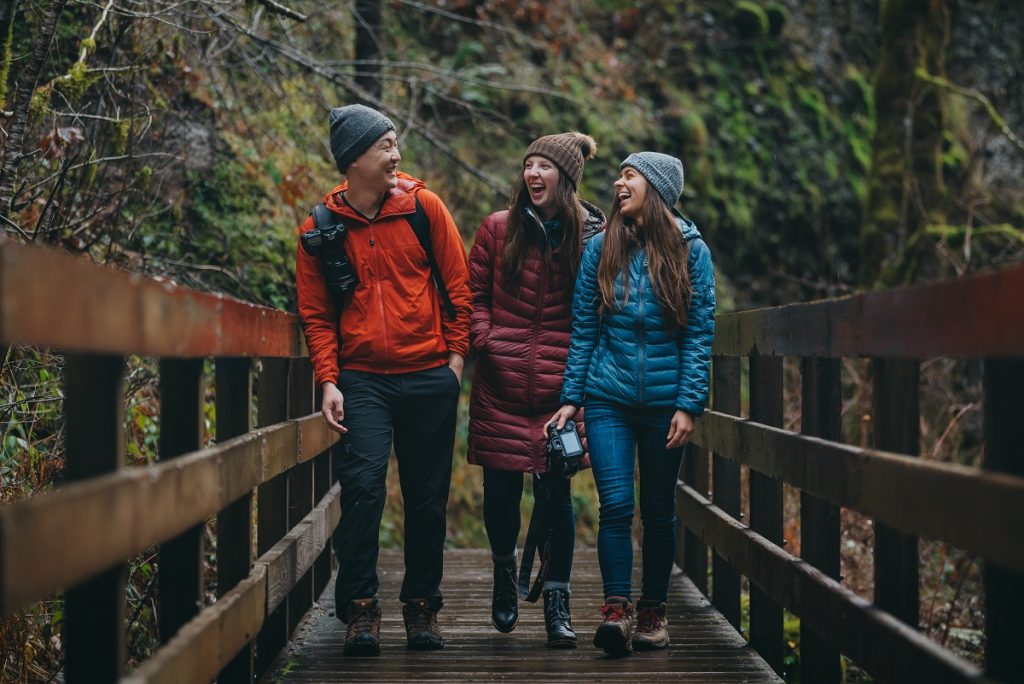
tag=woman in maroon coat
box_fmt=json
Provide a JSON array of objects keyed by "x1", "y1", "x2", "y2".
[{"x1": 468, "y1": 132, "x2": 604, "y2": 648}]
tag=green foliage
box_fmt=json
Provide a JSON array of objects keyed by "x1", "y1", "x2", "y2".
[{"x1": 733, "y1": 1, "x2": 770, "y2": 40}]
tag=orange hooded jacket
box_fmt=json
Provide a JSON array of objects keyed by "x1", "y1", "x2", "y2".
[{"x1": 296, "y1": 172, "x2": 471, "y2": 386}]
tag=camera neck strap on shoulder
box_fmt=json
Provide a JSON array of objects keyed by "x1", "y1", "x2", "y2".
[{"x1": 310, "y1": 196, "x2": 457, "y2": 321}]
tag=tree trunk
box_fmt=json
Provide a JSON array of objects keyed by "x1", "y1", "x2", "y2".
[
  {"x1": 0, "y1": 0, "x2": 67, "y2": 221},
  {"x1": 353, "y1": 0, "x2": 382, "y2": 102},
  {"x1": 0, "y1": 0, "x2": 19, "y2": 109},
  {"x1": 859, "y1": 0, "x2": 948, "y2": 287}
]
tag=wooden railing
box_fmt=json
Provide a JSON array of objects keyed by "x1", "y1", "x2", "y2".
[
  {"x1": 0, "y1": 240, "x2": 340, "y2": 683},
  {"x1": 679, "y1": 263, "x2": 1024, "y2": 683}
]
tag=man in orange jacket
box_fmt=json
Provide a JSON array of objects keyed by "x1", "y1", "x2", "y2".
[{"x1": 295, "y1": 104, "x2": 471, "y2": 656}]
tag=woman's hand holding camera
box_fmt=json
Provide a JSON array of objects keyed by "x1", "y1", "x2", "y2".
[{"x1": 549, "y1": 404, "x2": 578, "y2": 431}]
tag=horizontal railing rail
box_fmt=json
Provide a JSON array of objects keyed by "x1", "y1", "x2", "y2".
[
  {"x1": 681, "y1": 262, "x2": 1024, "y2": 683},
  {"x1": 0, "y1": 239, "x2": 338, "y2": 683}
]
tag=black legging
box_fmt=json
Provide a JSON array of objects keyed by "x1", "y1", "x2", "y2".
[{"x1": 482, "y1": 467, "x2": 575, "y2": 584}]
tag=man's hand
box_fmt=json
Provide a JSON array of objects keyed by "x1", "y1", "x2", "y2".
[
  {"x1": 666, "y1": 409, "x2": 695, "y2": 449},
  {"x1": 549, "y1": 404, "x2": 578, "y2": 431},
  {"x1": 321, "y1": 382, "x2": 347, "y2": 434},
  {"x1": 448, "y1": 352, "x2": 465, "y2": 384}
]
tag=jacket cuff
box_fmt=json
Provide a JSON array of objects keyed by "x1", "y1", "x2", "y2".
[{"x1": 675, "y1": 401, "x2": 704, "y2": 417}]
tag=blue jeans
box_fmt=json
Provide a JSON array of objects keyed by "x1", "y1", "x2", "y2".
[{"x1": 584, "y1": 399, "x2": 685, "y2": 602}]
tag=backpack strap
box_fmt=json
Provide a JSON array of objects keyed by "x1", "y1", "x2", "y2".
[
  {"x1": 311, "y1": 203, "x2": 335, "y2": 230},
  {"x1": 408, "y1": 195, "x2": 458, "y2": 321}
]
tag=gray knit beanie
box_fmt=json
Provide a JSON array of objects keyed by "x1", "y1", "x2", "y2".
[
  {"x1": 329, "y1": 104, "x2": 395, "y2": 174},
  {"x1": 619, "y1": 152, "x2": 684, "y2": 208}
]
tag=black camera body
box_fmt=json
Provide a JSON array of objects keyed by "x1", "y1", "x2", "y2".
[
  {"x1": 301, "y1": 221, "x2": 358, "y2": 301},
  {"x1": 546, "y1": 421, "x2": 584, "y2": 478}
]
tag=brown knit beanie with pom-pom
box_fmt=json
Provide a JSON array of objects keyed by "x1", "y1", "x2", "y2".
[{"x1": 524, "y1": 132, "x2": 598, "y2": 188}]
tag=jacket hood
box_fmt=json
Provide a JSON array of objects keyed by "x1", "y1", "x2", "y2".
[
  {"x1": 581, "y1": 200, "x2": 607, "y2": 241},
  {"x1": 675, "y1": 215, "x2": 701, "y2": 242},
  {"x1": 322, "y1": 171, "x2": 427, "y2": 215}
]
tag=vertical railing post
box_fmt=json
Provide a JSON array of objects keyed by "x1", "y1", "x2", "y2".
[
  {"x1": 157, "y1": 358, "x2": 205, "y2": 643},
  {"x1": 871, "y1": 358, "x2": 919, "y2": 627},
  {"x1": 982, "y1": 358, "x2": 1024, "y2": 681},
  {"x1": 215, "y1": 357, "x2": 254, "y2": 683},
  {"x1": 312, "y1": 380, "x2": 333, "y2": 600},
  {"x1": 287, "y1": 357, "x2": 315, "y2": 632},
  {"x1": 748, "y1": 351, "x2": 783, "y2": 674},
  {"x1": 711, "y1": 355, "x2": 742, "y2": 631},
  {"x1": 63, "y1": 354, "x2": 126, "y2": 683},
  {"x1": 681, "y1": 403, "x2": 710, "y2": 594},
  {"x1": 255, "y1": 357, "x2": 290, "y2": 675},
  {"x1": 799, "y1": 357, "x2": 842, "y2": 684}
]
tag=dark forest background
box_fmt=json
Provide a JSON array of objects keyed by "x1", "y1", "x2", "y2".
[{"x1": 1, "y1": 0, "x2": 1022, "y2": 680}]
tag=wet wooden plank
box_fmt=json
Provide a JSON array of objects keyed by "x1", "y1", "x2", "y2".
[
  {"x1": 713, "y1": 261, "x2": 1024, "y2": 358},
  {"x1": 263, "y1": 549, "x2": 782, "y2": 683},
  {"x1": 0, "y1": 240, "x2": 303, "y2": 357}
]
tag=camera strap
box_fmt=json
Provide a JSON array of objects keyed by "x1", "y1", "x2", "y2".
[{"x1": 518, "y1": 475, "x2": 555, "y2": 603}]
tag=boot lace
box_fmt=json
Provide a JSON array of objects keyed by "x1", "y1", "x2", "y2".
[
  {"x1": 494, "y1": 564, "x2": 518, "y2": 606},
  {"x1": 600, "y1": 602, "x2": 628, "y2": 623},
  {"x1": 406, "y1": 602, "x2": 436, "y2": 634},
  {"x1": 636, "y1": 606, "x2": 662, "y2": 633},
  {"x1": 348, "y1": 604, "x2": 376, "y2": 635},
  {"x1": 547, "y1": 591, "x2": 570, "y2": 623}
]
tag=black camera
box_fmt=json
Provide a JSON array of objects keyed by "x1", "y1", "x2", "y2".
[
  {"x1": 301, "y1": 223, "x2": 358, "y2": 300},
  {"x1": 546, "y1": 421, "x2": 584, "y2": 478}
]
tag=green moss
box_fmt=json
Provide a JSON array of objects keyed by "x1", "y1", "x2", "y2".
[
  {"x1": 733, "y1": 1, "x2": 769, "y2": 40},
  {"x1": 765, "y1": 3, "x2": 788, "y2": 37},
  {"x1": 680, "y1": 110, "x2": 709, "y2": 151},
  {"x1": 111, "y1": 119, "x2": 131, "y2": 155},
  {"x1": 0, "y1": 7, "x2": 14, "y2": 110},
  {"x1": 56, "y1": 60, "x2": 99, "y2": 104}
]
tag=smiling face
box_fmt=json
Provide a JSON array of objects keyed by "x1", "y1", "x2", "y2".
[
  {"x1": 523, "y1": 155, "x2": 562, "y2": 220},
  {"x1": 613, "y1": 165, "x2": 649, "y2": 223},
  {"x1": 348, "y1": 130, "x2": 401, "y2": 193}
]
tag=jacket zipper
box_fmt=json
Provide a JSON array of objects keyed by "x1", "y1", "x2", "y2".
[
  {"x1": 370, "y1": 221, "x2": 390, "y2": 372},
  {"x1": 637, "y1": 253, "x2": 647, "y2": 406}
]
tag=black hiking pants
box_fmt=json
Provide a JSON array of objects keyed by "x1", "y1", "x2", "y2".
[{"x1": 332, "y1": 365, "x2": 460, "y2": 618}]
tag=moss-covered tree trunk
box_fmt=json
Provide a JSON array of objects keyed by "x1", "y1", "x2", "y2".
[
  {"x1": 860, "y1": 0, "x2": 949, "y2": 287},
  {"x1": 0, "y1": 0, "x2": 67, "y2": 223}
]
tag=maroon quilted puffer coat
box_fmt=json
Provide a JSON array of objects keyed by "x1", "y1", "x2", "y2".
[{"x1": 467, "y1": 202, "x2": 605, "y2": 472}]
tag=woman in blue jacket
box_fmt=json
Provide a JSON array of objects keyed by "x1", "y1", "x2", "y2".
[{"x1": 551, "y1": 151, "x2": 715, "y2": 656}]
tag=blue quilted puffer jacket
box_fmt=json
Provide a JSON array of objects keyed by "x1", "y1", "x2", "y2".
[{"x1": 560, "y1": 217, "x2": 715, "y2": 415}]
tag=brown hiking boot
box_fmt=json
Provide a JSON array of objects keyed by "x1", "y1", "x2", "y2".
[
  {"x1": 592, "y1": 596, "x2": 634, "y2": 656},
  {"x1": 343, "y1": 597, "x2": 381, "y2": 656},
  {"x1": 633, "y1": 599, "x2": 669, "y2": 650},
  {"x1": 402, "y1": 598, "x2": 444, "y2": 650}
]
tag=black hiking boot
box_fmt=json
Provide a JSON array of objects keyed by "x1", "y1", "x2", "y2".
[{"x1": 543, "y1": 588, "x2": 577, "y2": 649}]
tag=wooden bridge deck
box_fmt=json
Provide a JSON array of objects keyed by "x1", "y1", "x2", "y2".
[{"x1": 263, "y1": 548, "x2": 782, "y2": 683}]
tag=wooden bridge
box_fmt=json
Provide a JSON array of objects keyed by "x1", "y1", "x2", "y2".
[{"x1": 1, "y1": 238, "x2": 1022, "y2": 683}]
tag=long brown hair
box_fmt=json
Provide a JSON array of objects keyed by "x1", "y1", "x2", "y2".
[
  {"x1": 597, "y1": 182, "x2": 692, "y2": 329},
  {"x1": 501, "y1": 171, "x2": 585, "y2": 295}
]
